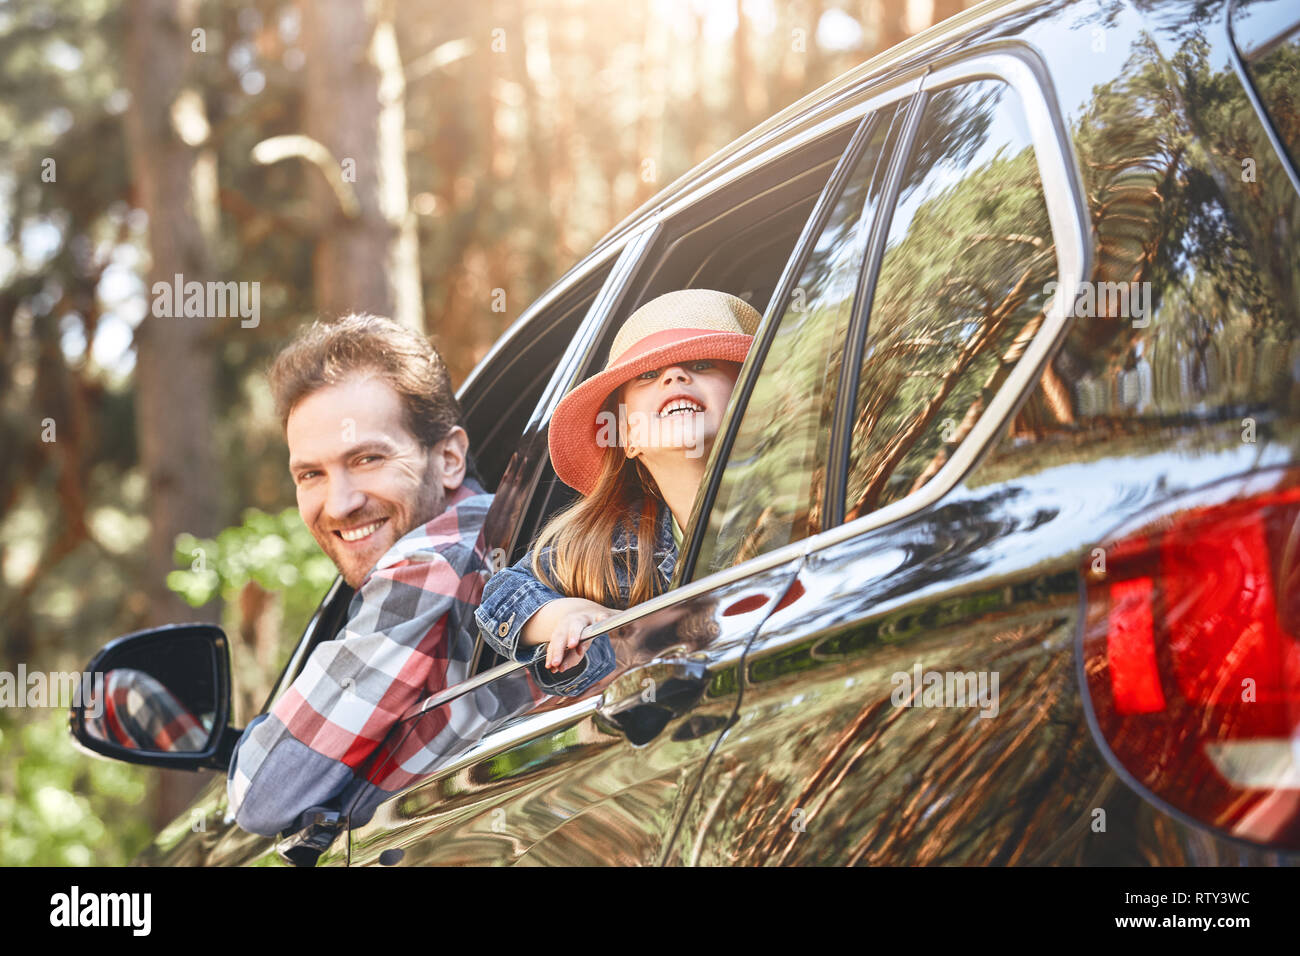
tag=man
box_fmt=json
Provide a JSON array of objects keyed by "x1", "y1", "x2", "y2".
[{"x1": 225, "y1": 314, "x2": 543, "y2": 838}]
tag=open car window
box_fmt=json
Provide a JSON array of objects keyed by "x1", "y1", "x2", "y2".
[{"x1": 511, "y1": 125, "x2": 858, "y2": 563}]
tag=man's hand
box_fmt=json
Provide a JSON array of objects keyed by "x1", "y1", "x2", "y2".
[{"x1": 520, "y1": 598, "x2": 617, "y2": 672}]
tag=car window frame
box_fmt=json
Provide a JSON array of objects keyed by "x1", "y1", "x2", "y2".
[
  {"x1": 679, "y1": 99, "x2": 914, "y2": 581},
  {"x1": 1226, "y1": 0, "x2": 1300, "y2": 197},
  {"x1": 669, "y1": 82, "x2": 927, "y2": 593},
  {"x1": 821, "y1": 48, "x2": 1089, "y2": 544}
]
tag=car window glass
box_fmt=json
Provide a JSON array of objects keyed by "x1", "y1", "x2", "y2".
[
  {"x1": 843, "y1": 80, "x2": 1056, "y2": 521},
  {"x1": 975, "y1": 25, "x2": 1300, "y2": 492},
  {"x1": 1231, "y1": 0, "x2": 1300, "y2": 174},
  {"x1": 691, "y1": 104, "x2": 902, "y2": 580}
]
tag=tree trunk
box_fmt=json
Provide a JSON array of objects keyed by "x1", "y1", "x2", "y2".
[
  {"x1": 634, "y1": 0, "x2": 668, "y2": 208},
  {"x1": 733, "y1": 0, "x2": 765, "y2": 128},
  {"x1": 878, "y1": 0, "x2": 910, "y2": 52},
  {"x1": 932, "y1": 0, "x2": 967, "y2": 27},
  {"x1": 301, "y1": 0, "x2": 423, "y2": 330},
  {"x1": 123, "y1": 0, "x2": 219, "y2": 830}
]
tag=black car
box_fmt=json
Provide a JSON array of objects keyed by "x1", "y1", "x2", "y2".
[{"x1": 72, "y1": 0, "x2": 1300, "y2": 865}]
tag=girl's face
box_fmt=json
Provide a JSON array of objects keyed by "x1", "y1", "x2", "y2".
[{"x1": 617, "y1": 358, "x2": 741, "y2": 470}]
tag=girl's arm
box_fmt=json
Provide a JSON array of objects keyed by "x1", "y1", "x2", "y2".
[
  {"x1": 475, "y1": 551, "x2": 616, "y2": 696},
  {"x1": 475, "y1": 556, "x2": 563, "y2": 662},
  {"x1": 519, "y1": 597, "x2": 616, "y2": 672}
]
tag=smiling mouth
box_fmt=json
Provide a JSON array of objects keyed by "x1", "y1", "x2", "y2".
[
  {"x1": 334, "y1": 518, "x2": 388, "y2": 543},
  {"x1": 659, "y1": 398, "x2": 704, "y2": 418}
]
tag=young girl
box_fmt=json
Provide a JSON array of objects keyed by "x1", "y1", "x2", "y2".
[{"x1": 476, "y1": 289, "x2": 761, "y2": 695}]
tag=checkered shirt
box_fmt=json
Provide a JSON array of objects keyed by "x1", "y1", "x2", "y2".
[{"x1": 226, "y1": 479, "x2": 539, "y2": 837}]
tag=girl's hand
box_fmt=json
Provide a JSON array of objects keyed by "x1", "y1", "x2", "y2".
[{"x1": 545, "y1": 603, "x2": 616, "y2": 672}]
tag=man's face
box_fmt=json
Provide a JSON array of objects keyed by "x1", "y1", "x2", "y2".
[{"x1": 286, "y1": 373, "x2": 465, "y2": 588}]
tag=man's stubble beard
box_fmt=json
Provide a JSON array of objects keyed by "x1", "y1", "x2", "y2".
[{"x1": 324, "y1": 463, "x2": 447, "y2": 589}]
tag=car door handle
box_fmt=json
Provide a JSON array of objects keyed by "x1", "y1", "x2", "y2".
[{"x1": 596, "y1": 658, "x2": 711, "y2": 746}]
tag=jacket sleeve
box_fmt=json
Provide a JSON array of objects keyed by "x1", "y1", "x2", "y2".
[
  {"x1": 475, "y1": 549, "x2": 616, "y2": 698},
  {"x1": 226, "y1": 554, "x2": 465, "y2": 837}
]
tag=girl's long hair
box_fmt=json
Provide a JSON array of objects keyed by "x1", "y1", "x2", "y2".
[{"x1": 532, "y1": 440, "x2": 665, "y2": 609}]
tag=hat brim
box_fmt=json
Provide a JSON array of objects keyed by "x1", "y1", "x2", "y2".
[{"x1": 548, "y1": 331, "x2": 753, "y2": 496}]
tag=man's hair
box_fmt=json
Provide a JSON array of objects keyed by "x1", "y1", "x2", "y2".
[{"x1": 269, "y1": 313, "x2": 466, "y2": 450}]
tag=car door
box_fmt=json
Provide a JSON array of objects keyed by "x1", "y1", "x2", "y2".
[
  {"x1": 342, "y1": 119, "x2": 866, "y2": 865},
  {"x1": 667, "y1": 50, "x2": 1099, "y2": 865}
]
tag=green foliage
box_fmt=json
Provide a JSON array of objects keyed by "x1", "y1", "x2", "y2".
[
  {"x1": 167, "y1": 506, "x2": 335, "y2": 629},
  {"x1": 0, "y1": 707, "x2": 154, "y2": 866},
  {"x1": 0, "y1": 510, "x2": 333, "y2": 868}
]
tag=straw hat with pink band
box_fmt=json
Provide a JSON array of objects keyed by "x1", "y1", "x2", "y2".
[{"x1": 548, "y1": 289, "x2": 762, "y2": 496}]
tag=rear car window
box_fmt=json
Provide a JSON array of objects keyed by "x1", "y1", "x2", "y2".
[
  {"x1": 843, "y1": 80, "x2": 1056, "y2": 519},
  {"x1": 975, "y1": 20, "x2": 1300, "y2": 486}
]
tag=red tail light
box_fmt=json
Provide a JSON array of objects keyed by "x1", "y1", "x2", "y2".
[{"x1": 1080, "y1": 467, "x2": 1300, "y2": 851}]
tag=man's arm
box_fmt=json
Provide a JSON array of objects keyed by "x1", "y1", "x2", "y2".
[{"x1": 226, "y1": 553, "x2": 470, "y2": 837}]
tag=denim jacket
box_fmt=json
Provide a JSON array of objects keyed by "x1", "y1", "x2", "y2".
[{"x1": 476, "y1": 501, "x2": 678, "y2": 696}]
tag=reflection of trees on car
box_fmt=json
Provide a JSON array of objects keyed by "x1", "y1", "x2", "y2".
[
  {"x1": 1003, "y1": 30, "x2": 1300, "y2": 467},
  {"x1": 695, "y1": 107, "x2": 901, "y2": 576},
  {"x1": 846, "y1": 82, "x2": 1055, "y2": 519},
  {"x1": 692, "y1": 32, "x2": 1299, "y2": 865}
]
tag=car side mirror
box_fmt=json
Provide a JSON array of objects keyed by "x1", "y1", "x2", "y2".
[{"x1": 69, "y1": 623, "x2": 239, "y2": 772}]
